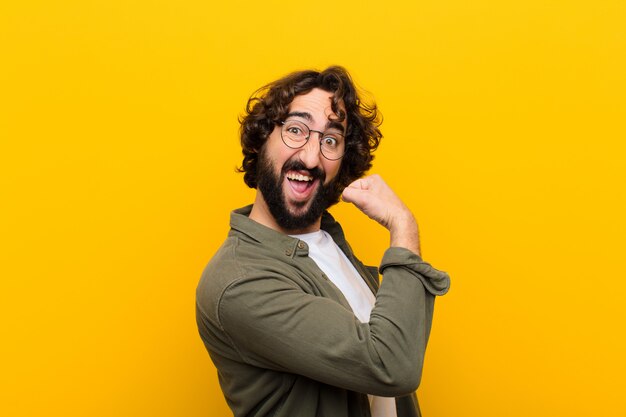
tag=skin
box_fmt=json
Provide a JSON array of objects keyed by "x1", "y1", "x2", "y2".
[
  {"x1": 342, "y1": 175, "x2": 421, "y2": 256},
  {"x1": 249, "y1": 88, "x2": 421, "y2": 255}
]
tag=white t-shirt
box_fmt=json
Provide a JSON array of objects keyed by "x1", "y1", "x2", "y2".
[{"x1": 291, "y1": 230, "x2": 398, "y2": 417}]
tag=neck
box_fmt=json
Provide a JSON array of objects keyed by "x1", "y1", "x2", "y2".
[{"x1": 249, "y1": 191, "x2": 322, "y2": 235}]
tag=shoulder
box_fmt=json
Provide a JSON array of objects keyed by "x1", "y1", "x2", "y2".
[{"x1": 195, "y1": 235, "x2": 303, "y2": 321}]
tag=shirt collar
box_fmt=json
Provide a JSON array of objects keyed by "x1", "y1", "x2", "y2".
[
  {"x1": 229, "y1": 204, "x2": 378, "y2": 294},
  {"x1": 229, "y1": 204, "x2": 349, "y2": 257}
]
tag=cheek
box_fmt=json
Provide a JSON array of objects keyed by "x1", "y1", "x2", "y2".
[
  {"x1": 265, "y1": 132, "x2": 291, "y2": 170},
  {"x1": 324, "y1": 161, "x2": 342, "y2": 183}
]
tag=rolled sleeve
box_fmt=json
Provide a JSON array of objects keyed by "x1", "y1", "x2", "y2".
[{"x1": 380, "y1": 247, "x2": 450, "y2": 296}]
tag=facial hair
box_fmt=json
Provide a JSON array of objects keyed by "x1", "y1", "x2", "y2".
[{"x1": 256, "y1": 149, "x2": 340, "y2": 231}]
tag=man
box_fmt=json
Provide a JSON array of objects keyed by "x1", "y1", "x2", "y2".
[{"x1": 196, "y1": 66, "x2": 450, "y2": 417}]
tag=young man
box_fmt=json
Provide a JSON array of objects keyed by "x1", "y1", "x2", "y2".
[{"x1": 196, "y1": 66, "x2": 450, "y2": 417}]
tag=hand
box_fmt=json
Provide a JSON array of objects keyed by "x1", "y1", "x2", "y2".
[{"x1": 342, "y1": 175, "x2": 421, "y2": 255}]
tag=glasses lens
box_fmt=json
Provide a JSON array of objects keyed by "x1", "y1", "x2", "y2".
[
  {"x1": 281, "y1": 120, "x2": 309, "y2": 148},
  {"x1": 320, "y1": 132, "x2": 345, "y2": 160}
]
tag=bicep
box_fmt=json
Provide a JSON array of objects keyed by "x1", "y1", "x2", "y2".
[{"x1": 218, "y1": 275, "x2": 371, "y2": 383}]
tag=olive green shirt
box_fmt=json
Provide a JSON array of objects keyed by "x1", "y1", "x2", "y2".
[{"x1": 196, "y1": 206, "x2": 450, "y2": 417}]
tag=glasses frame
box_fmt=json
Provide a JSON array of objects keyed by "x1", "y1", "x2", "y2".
[{"x1": 279, "y1": 120, "x2": 346, "y2": 161}]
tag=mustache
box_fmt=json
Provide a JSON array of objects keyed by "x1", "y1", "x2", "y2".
[{"x1": 282, "y1": 160, "x2": 326, "y2": 183}]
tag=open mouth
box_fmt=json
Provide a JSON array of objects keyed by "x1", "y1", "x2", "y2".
[{"x1": 285, "y1": 171, "x2": 317, "y2": 197}]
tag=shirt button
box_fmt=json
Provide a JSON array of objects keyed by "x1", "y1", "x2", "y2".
[
  {"x1": 297, "y1": 242, "x2": 305, "y2": 249},
  {"x1": 285, "y1": 249, "x2": 292, "y2": 256}
]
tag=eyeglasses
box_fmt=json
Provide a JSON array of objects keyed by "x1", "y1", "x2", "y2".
[{"x1": 280, "y1": 119, "x2": 346, "y2": 161}]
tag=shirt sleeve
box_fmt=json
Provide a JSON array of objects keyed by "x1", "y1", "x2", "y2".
[{"x1": 216, "y1": 247, "x2": 450, "y2": 397}]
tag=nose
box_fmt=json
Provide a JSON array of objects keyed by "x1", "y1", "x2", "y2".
[{"x1": 297, "y1": 133, "x2": 324, "y2": 169}]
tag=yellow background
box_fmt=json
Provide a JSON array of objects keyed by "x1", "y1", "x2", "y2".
[{"x1": 1, "y1": 0, "x2": 625, "y2": 416}]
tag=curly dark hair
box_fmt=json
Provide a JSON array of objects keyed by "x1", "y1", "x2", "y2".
[{"x1": 238, "y1": 66, "x2": 382, "y2": 202}]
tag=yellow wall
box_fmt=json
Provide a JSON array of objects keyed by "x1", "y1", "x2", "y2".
[{"x1": 2, "y1": 0, "x2": 624, "y2": 416}]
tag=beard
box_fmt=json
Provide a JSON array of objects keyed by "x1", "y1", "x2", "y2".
[{"x1": 256, "y1": 149, "x2": 341, "y2": 231}]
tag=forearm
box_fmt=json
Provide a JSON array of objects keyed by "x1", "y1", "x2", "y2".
[{"x1": 389, "y1": 210, "x2": 421, "y2": 256}]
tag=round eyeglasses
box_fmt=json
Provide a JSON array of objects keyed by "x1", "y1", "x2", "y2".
[{"x1": 280, "y1": 119, "x2": 346, "y2": 161}]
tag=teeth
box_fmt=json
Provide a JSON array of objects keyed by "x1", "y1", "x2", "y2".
[{"x1": 287, "y1": 173, "x2": 313, "y2": 182}]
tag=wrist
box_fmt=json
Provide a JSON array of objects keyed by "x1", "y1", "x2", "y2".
[
  {"x1": 388, "y1": 209, "x2": 416, "y2": 234},
  {"x1": 389, "y1": 213, "x2": 421, "y2": 255}
]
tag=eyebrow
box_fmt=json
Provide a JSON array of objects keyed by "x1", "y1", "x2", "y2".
[
  {"x1": 286, "y1": 111, "x2": 312, "y2": 121},
  {"x1": 285, "y1": 111, "x2": 346, "y2": 134},
  {"x1": 326, "y1": 120, "x2": 345, "y2": 134}
]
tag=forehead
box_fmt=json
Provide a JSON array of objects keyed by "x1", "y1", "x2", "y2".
[{"x1": 288, "y1": 88, "x2": 345, "y2": 124}]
